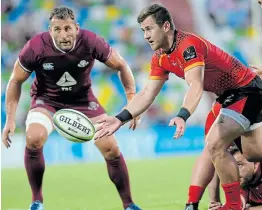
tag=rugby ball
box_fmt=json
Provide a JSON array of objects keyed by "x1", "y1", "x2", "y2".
[{"x1": 53, "y1": 109, "x2": 95, "y2": 143}]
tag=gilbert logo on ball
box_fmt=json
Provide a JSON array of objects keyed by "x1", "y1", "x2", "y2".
[{"x1": 53, "y1": 109, "x2": 95, "y2": 143}]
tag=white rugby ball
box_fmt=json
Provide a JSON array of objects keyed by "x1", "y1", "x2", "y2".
[{"x1": 53, "y1": 109, "x2": 95, "y2": 143}]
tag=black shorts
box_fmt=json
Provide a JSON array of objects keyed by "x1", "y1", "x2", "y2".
[{"x1": 215, "y1": 76, "x2": 262, "y2": 130}]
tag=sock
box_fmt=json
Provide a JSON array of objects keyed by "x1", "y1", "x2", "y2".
[
  {"x1": 222, "y1": 182, "x2": 241, "y2": 210},
  {"x1": 24, "y1": 147, "x2": 45, "y2": 202},
  {"x1": 106, "y1": 153, "x2": 133, "y2": 209},
  {"x1": 187, "y1": 185, "x2": 204, "y2": 203}
]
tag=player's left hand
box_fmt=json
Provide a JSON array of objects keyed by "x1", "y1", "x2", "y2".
[
  {"x1": 168, "y1": 117, "x2": 186, "y2": 139},
  {"x1": 94, "y1": 116, "x2": 122, "y2": 140},
  {"x1": 249, "y1": 64, "x2": 262, "y2": 78},
  {"x1": 208, "y1": 202, "x2": 222, "y2": 210}
]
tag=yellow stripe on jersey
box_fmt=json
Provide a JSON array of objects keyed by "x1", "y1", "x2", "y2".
[
  {"x1": 184, "y1": 62, "x2": 205, "y2": 72},
  {"x1": 149, "y1": 75, "x2": 168, "y2": 80},
  {"x1": 211, "y1": 107, "x2": 216, "y2": 117},
  {"x1": 158, "y1": 54, "x2": 166, "y2": 66}
]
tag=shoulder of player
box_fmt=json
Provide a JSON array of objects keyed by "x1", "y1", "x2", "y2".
[
  {"x1": 177, "y1": 31, "x2": 205, "y2": 52},
  {"x1": 79, "y1": 29, "x2": 101, "y2": 45},
  {"x1": 27, "y1": 32, "x2": 49, "y2": 52}
]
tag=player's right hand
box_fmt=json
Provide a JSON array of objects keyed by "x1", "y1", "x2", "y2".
[
  {"x1": 168, "y1": 116, "x2": 186, "y2": 139},
  {"x1": 208, "y1": 201, "x2": 222, "y2": 210},
  {"x1": 2, "y1": 121, "x2": 16, "y2": 148},
  {"x1": 94, "y1": 116, "x2": 122, "y2": 140}
]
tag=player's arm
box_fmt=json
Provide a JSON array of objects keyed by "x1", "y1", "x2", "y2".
[
  {"x1": 6, "y1": 60, "x2": 31, "y2": 122},
  {"x1": 104, "y1": 48, "x2": 136, "y2": 100},
  {"x1": 123, "y1": 79, "x2": 166, "y2": 118},
  {"x1": 169, "y1": 65, "x2": 204, "y2": 139},
  {"x1": 182, "y1": 65, "x2": 204, "y2": 114},
  {"x1": 2, "y1": 59, "x2": 31, "y2": 147},
  {"x1": 246, "y1": 206, "x2": 262, "y2": 210},
  {"x1": 94, "y1": 79, "x2": 165, "y2": 139}
]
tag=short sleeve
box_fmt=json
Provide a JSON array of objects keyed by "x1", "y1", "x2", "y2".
[
  {"x1": 93, "y1": 35, "x2": 112, "y2": 62},
  {"x1": 18, "y1": 40, "x2": 36, "y2": 73},
  {"x1": 149, "y1": 54, "x2": 169, "y2": 80},
  {"x1": 177, "y1": 36, "x2": 207, "y2": 72}
]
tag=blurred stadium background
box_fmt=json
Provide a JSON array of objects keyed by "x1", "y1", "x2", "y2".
[{"x1": 1, "y1": 0, "x2": 262, "y2": 209}]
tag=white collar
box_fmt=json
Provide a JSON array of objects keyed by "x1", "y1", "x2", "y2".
[{"x1": 52, "y1": 37, "x2": 76, "y2": 53}]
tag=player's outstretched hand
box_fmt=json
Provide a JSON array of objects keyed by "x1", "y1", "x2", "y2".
[
  {"x1": 129, "y1": 115, "x2": 140, "y2": 130},
  {"x1": 168, "y1": 117, "x2": 186, "y2": 139},
  {"x1": 2, "y1": 121, "x2": 16, "y2": 148},
  {"x1": 208, "y1": 202, "x2": 222, "y2": 210},
  {"x1": 94, "y1": 116, "x2": 122, "y2": 140},
  {"x1": 249, "y1": 64, "x2": 262, "y2": 78}
]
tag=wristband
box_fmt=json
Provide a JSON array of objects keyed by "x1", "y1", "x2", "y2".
[
  {"x1": 115, "y1": 109, "x2": 133, "y2": 123},
  {"x1": 177, "y1": 107, "x2": 191, "y2": 122}
]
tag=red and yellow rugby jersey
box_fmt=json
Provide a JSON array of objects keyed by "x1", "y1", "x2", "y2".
[{"x1": 149, "y1": 30, "x2": 256, "y2": 96}]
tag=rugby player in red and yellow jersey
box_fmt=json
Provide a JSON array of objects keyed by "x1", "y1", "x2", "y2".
[{"x1": 95, "y1": 4, "x2": 262, "y2": 210}]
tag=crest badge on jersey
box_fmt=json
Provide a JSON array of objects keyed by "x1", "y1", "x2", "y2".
[
  {"x1": 43, "y1": 63, "x2": 54, "y2": 70},
  {"x1": 183, "y1": 46, "x2": 197, "y2": 62},
  {"x1": 77, "y1": 60, "x2": 89, "y2": 68},
  {"x1": 87, "y1": 101, "x2": 99, "y2": 110}
]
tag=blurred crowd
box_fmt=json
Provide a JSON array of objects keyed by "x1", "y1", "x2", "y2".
[{"x1": 1, "y1": 0, "x2": 261, "y2": 131}]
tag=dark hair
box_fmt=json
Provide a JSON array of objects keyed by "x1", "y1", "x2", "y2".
[
  {"x1": 137, "y1": 4, "x2": 174, "y2": 30},
  {"x1": 228, "y1": 144, "x2": 240, "y2": 155},
  {"x1": 49, "y1": 6, "x2": 75, "y2": 21}
]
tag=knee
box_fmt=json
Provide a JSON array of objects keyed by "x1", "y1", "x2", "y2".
[
  {"x1": 103, "y1": 146, "x2": 120, "y2": 160},
  {"x1": 206, "y1": 138, "x2": 225, "y2": 161},
  {"x1": 26, "y1": 129, "x2": 47, "y2": 150}
]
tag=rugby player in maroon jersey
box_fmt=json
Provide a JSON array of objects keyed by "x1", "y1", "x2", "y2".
[{"x1": 2, "y1": 6, "x2": 141, "y2": 210}]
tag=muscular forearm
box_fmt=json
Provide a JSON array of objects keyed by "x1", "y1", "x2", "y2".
[
  {"x1": 247, "y1": 206, "x2": 262, "y2": 210},
  {"x1": 126, "y1": 89, "x2": 155, "y2": 118},
  {"x1": 5, "y1": 80, "x2": 22, "y2": 121},
  {"x1": 208, "y1": 173, "x2": 221, "y2": 202},
  {"x1": 182, "y1": 83, "x2": 203, "y2": 114},
  {"x1": 118, "y1": 64, "x2": 136, "y2": 97}
]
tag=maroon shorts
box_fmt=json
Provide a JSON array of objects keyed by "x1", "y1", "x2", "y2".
[{"x1": 30, "y1": 94, "x2": 106, "y2": 118}]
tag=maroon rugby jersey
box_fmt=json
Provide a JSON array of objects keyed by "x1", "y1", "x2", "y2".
[
  {"x1": 241, "y1": 164, "x2": 262, "y2": 206},
  {"x1": 18, "y1": 29, "x2": 112, "y2": 103}
]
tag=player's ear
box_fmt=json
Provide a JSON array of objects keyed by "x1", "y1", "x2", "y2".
[
  {"x1": 48, "y1": 25, "x2": 52, "y2": 33},
  {"x1": 254, "y1": 162, "x2": 260, "y2": 171},
  {"x1": 76, "y1": 23, "x2": 80, "y2": 34},
  {"x1": 163, "y1": 21, "x2": 170, "y2": 32}
]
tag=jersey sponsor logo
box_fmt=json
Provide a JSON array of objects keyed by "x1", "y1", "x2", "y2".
[
  {"x1": 77, "y1": 60, "x2": 89, "y2": 68},
  {"x1": 56, "y1": 72, "x2": 77, "y2": 91},
  {"x1": 183, "y1": 46, "x2": 197, "y2": 62},
  {"x1": 43, "y1": 63, "x2": 54, "y2": 70},
  {"x1": 171, "y1": 62, "x2": 177, "y2": 66}
]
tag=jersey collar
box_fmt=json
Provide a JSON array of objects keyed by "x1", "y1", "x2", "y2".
[
  {"x1": 165, "y1": 29, "x2": 178, "y2": 55},
  {"x1": 51, "y1": 37, "x2": 76, "y2": 53}
]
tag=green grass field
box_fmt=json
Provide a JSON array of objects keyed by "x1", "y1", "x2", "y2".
[{"x1": 2, "y1": 156, "x2": 219, "y2": 210}]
